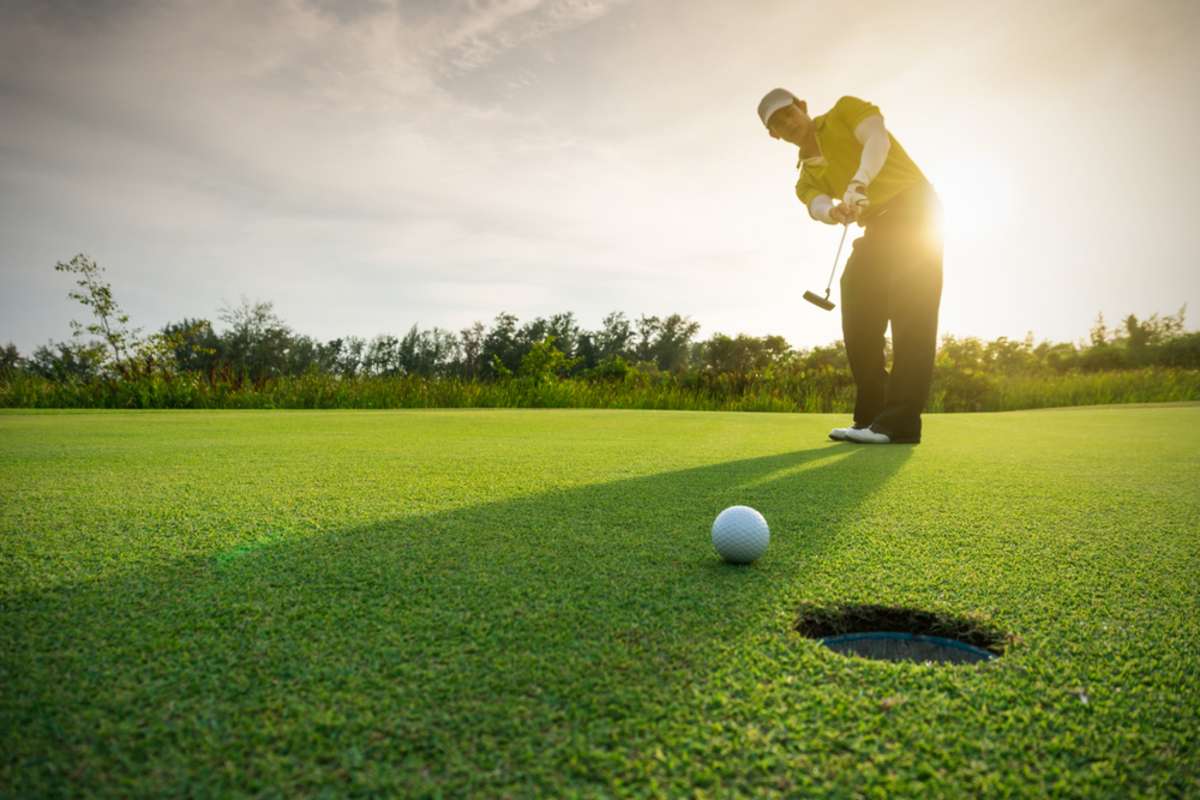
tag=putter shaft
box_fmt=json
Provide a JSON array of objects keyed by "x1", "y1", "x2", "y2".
[
  {"x1": 825, "y1": 223, "x2": 849, "y2": 294},
  {"x1": 804, "y1": 223, "x2": 850, "y2": 312}
]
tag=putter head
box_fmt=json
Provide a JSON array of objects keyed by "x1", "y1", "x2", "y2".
[{"x1": 803, "y1": 290, "x2": 836, "y2": 311}]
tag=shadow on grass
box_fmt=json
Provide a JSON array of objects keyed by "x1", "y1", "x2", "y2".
[{"x1": 3, "y1": 442, "x2": 914, "y2": 795}]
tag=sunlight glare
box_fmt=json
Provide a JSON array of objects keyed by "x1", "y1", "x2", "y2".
[{"x1": 928, "y1": 157, "x2": 1018, "y2": 245}]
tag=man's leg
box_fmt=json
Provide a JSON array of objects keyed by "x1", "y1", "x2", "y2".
[
  {"x1": 839, "y1": 234, "x2": 889, "y2": 428},
  {"x1": 870, "y1": 219, "x2": 943, "y2": 442}
]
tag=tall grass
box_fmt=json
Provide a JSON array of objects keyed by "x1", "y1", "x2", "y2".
[
  {"x1": 957, "y1": 369, "x2": 1200, "y2": 412},
  {"x1": 3, "y1": 368, "x2": 1197, "y2": 412}
]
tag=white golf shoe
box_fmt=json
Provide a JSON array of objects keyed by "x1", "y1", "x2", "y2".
[
  {"x1": 845, "y1": 427, "x2": 892, "y2": 444},
  {"x1": 828, "y1": 425, "x2": 864, "y2": 441}
]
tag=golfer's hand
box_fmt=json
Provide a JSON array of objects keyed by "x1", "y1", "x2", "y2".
[
  {"x1": 830, "y1": 203, "x2": 856, "y2": 225},
  {"x1": 842, "y1": 181, "x2": 869, "y2": 210},
  {"x1": 841, "y1": 183, "x2": 869, "y2": 224}
]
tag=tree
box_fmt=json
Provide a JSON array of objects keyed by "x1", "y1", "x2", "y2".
[
  {"x1": 28, "y1": 340, "x2": 107, "y2": 381},
  {"x1": 161, "y1": 318, "x2": 220, "y2": 374},
  {"x1": 545, "y1": 312, "x2": 580, "y2": 358},
  {"x1": 762, "y1": 335, "x2": 792, "y2": 366},
  {"x1": 482, "y1": 312, "x2": 522, "y2": 378},
  {"x1": 282, "y1": 334, "x2": 324, "y2": 376},
  {"x1": 633, "y1": 315, "x2": 661, "y2": 364},
  {"x1": 985, "y1": 335, "x2": 1038, "y2": 373},
  {"x1": 0, "y1": 343, "x2": 23, "y2": 377},
  {"x1": 54, "y1": 254, "x2": 141, "y2": 369},
  {"x1": 316, "y1": 339, "x2": 345, "y2": 374},
  {"x1": 459, "y1": 321, "x2": 485, "y2": 379},
  {"x1": 797, "y1": 341, "x2": 849, "y2": 372},
  {"x1": 697, "y1": 333, "x2": 793, "y2": 375},
  {"x1": 700, "y1": 334, "x2": 756, "y2": 374},
  {"x1": 333, "y1": 337, "x2": 367, "y2": 378},
  {"x1": 1089, "y1": 313, "x2": 1109, "y2": 347},
  {"x1": 420, "y1": 327, "x2": 461, "y2": 377},
  {"x1": 218, "y1": 299, "x2": 297, "y2": 382},
  {"x1": 518, "y1": 336, "x2": 580, "y2": 384},
  {"x1": 574, "y1": 330, "x2": 600, "y2": 372},
  {"x1": 652, "y1": 313, "x2": 701, "y2": 372},
  {"x1": 595, "y1": 312, "x2": 634, "y2": 362},
  {"x1": 1123, "y1": 307, "x2": 1186, "y2": 349},
  {"x1": 518, "y1": 317, "x2": 550, "y2": 351},
  {"x1": 390, "y1": 325, "x2": 460, "y2": 377},
  {"x1": 363, "y1": 335, "x2": 402, "y2": 376},
  {"x1": 1161, "y1": 331, "x2": 1200, "y2": 368},
  {"x1": 1034, "y1": 340, "x2": 1080, "y2": 372}
]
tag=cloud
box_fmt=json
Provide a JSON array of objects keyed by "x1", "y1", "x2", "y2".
[
  {"x1": 0, "y1": 0, "x2": 636, "y2": 222},
  {"x1": 0, "y1": 0, "x2": 651, "y2": 346},
  {"x1": 426, "y1": 0, "x2": 626, "y2": 73},
  {"x1": 1, "y1": 0, "x2": 1197, "y2": 353}
]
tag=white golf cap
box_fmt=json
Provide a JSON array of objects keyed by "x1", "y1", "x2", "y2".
[{"x1": 757, "y1": 88, "x2": 798, "y2": 129}]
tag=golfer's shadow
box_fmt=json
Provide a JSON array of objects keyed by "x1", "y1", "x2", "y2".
[{"x1": 7, "y1": 439, "x2": 912, "y2": 787}]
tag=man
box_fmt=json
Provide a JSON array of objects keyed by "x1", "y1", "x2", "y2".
[{"x1": 757, "y1": 88, "x2": 943, "y2": 444}]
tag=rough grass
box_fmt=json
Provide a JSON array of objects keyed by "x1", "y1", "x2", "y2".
[
  {"x1": 2, "y1": 405, "x2": 1198, "y2": 797},
  {"x1": 3, "y1": 367, "x2": 1198, "y2": 413}
]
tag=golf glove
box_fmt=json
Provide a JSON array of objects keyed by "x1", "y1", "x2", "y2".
[{"x1": 842, "y1": 182, "x2": 869, "y2": 211}]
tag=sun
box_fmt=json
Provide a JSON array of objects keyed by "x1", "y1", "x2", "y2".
[{"x1": 927, "y1": 157, "x2": 1017, "y2": 245}]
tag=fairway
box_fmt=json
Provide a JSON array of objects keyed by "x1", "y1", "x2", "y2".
[{"x1": 2, "y1": 406, "x2": 1198, "y2": 796}]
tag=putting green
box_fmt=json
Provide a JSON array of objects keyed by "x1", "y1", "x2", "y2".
[{"x1": 2, "y1": 406, "x2": 1197, "y2": 796}]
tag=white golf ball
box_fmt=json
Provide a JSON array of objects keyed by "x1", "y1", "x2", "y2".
[{"x1": 711, "y1": 505, "x2": 769, "y2": 564}]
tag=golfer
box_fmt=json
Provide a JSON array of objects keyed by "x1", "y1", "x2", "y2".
[{"x1": 758, "y1": 89, "x2": 943, "y2": 444}]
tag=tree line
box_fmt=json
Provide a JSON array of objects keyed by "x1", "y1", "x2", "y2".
[{"x1": 2, "y1": 255, "x2": 1199, "y2": 399}]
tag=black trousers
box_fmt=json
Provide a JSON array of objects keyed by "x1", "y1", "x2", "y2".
[{"x1": 840, "y1": 185, "x2": 943, "y2": 443}]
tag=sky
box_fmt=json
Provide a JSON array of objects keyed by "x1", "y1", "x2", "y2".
[{"x1": 2, "y1": 0, "x2": 1199, "y2": 354}]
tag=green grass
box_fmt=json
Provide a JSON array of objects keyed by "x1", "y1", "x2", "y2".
[{"x1": 2, "y1": 406, "x2": 1198, "y2": 797}]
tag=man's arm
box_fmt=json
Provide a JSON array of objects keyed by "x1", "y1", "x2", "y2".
[
  {"x1": 851, "y1": 115, "x2": 890, "y2": 188},
  {"x1": 807, "y1": 194, "x2": 836, "y2": 224},
  {"x1": 840, "y1": 114, "x2": 890, "y2": 219}
]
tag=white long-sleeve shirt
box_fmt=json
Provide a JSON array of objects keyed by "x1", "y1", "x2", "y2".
[{"x1": 807, "y1": 115, "x2": 892, "y2": 224}]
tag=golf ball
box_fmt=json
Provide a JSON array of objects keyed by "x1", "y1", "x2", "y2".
[{"x1": 711, "y1": 505, "x2": 769, "y2": 564}]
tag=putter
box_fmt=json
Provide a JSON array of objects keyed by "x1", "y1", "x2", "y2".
[{"x1": 803, "y1": 222, "x2": 850, "y2": 311}]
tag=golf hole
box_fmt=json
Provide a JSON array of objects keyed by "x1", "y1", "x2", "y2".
[{"x1": 795, "y1": 604, "x2": 1008, "y2": 665}]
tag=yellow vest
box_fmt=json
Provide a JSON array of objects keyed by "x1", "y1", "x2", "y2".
[{"x1": 795, "y1": 96, "x2": 929, "y2": 218}]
